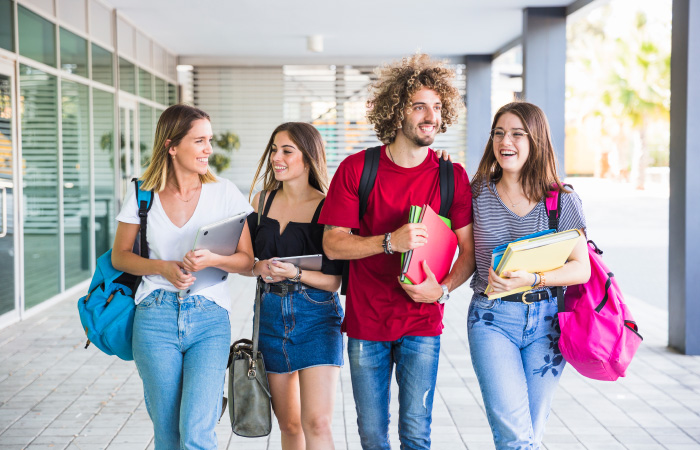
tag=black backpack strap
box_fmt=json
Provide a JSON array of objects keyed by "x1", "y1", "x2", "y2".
[
  {"x1": 358, "y1": 146, "x2": 382, "y2": 220},
  {"x1": 438, "y1": 158, "x2": 454, "y2": 218},
  {"x1": 341, "y1": 146, "x2": 382, "y2": 295},
  {"x1": 312, "y1": 199, "x2": 325, "y2": 224},
  {"x1": 133, "y1": 178, "x2": 153, "y2": 259}
]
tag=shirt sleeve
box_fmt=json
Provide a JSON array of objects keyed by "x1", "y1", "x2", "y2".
[
  {"x1": 115, "y1": 182, "x2": 140, "y2": 225},
  {"x1": 225, "y1": 179, "x2": 254, "y2": 217},
  {"x1": 446, "y1": 164, "x2": 473, "y2": 230},
  {"x1": 318, "y1": 154, "x2": 362, "y2": 229}
]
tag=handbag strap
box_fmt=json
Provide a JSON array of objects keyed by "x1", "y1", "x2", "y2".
[{"x1": 252, "y1": 190, "x2": 266, "y2": 358}]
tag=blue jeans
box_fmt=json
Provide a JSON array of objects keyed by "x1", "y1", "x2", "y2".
[
  {"x1": 132, "y1": 289, "x2": 230, "y2": 450},
  {"x1": 347, "y1": 335, "x2": 440, "y2": 450},
  {"x1": 467, "y1": 289, "x2": 564, "y2": 449}
]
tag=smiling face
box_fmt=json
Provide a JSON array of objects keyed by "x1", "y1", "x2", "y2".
[
  {"x1": 269, "y1": 130, "x2": 307, "y2": 182},
  {"x1": 168, "y1": 118, "x2": 213, "y2": 175},
  {"x1": 493, "y1": 112, "x2": 530, "y2": 176},
  {"x1": 398, "y1": 87, "x2": 443, "y2": 147}
]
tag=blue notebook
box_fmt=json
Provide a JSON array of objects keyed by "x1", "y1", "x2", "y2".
[{"x1": 491, "y1": 229, "x2": 556, "y2": 269}]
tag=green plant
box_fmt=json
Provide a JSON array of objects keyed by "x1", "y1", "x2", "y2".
[{"x1": 209, "y1": 131, "x2": 241, "y2": 173}]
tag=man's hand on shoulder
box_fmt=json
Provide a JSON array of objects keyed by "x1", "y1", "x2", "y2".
[{"x1": 400, "y1": 261, "x2": 443, "y2": 303}]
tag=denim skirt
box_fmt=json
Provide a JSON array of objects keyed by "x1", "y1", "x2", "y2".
[{"x1": 256, "y1": 284, "x2": 344, "y2": 374}]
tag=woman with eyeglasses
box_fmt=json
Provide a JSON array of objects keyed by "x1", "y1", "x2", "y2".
[{"x1": 467, "y1": 101, "x2": 590, "y2": 449}]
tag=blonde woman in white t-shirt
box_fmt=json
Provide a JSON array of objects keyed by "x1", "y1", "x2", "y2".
[{"x1": 112, "y1": 104, "x2": 254, "y2": 450}]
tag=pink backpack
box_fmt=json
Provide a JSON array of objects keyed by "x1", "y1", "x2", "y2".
[{"x1": 546, "y1": 186, "x2": 643, "y2": 381}]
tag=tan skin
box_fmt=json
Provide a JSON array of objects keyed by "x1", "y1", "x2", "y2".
[
  {"x1": 487, "y1": 112, "x2": 590, "y2": 293},
  {"x1": 112, "y1": 118, "x2": 254, "y2": 289},
  {"x1": 243, "y1": 130, "x2": 339, "y2": 450},
  {"x1": 323, "y1": 87, "x2": 476, "y2": 302}
]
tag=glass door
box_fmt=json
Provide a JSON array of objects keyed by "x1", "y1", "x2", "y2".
[
  {"x1": 0, "y1": 61, "x2": 18, "y2": 321},
  {"x1": 118, "y1": 102, "x2": 137, "y2": 199}
]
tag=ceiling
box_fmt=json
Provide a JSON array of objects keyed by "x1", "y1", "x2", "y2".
[{"x1": 107, "y1": 0, "x2": 593, "y2": 65}]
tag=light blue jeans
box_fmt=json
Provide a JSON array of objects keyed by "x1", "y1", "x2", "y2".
[
  {"x1": 467, "y1": 289, "x2": 564, "y2": 449},
  {"x1": 132, "y1": 289, "x2": 230, "y2": 450},
  {"x1": 347, "y1": 335, "x2": 440, "y2": 450}
]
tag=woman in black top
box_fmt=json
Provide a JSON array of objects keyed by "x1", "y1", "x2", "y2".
[{"x1": 245, "y1": 122, "x2": 344, "y2": 450}]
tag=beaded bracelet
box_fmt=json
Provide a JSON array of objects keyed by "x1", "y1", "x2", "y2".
[{"x1": 537, "y1": 272, "x2": 546, "y2": 288}]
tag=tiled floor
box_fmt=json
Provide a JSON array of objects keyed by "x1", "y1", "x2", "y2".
[{"x1": 0, "y1": 276, "x2": 698, "y2": 450}]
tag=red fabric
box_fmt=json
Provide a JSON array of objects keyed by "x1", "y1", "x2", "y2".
[{"x1": 319, "y1": 146, "x2": 473, "y2": 341}]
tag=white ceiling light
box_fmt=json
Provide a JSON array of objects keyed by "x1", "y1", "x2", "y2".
[{"x1": 307, "y1": 35, "x2": 323, "y2": 53}]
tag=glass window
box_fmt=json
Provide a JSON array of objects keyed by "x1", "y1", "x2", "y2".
[
  {"x1": 138, "y1": 68, "x2": 153, "y2": 101},
  {"x1": 119, "y1": 57, "x2": 136, "y2": 94},
  {"x1": 19, "y1": 64, "x2": 60, "y2": 307},
  {"x1": 168, "y1": 83, "x2": 177, "y2": 105},
  {"x1": 155, "y1": 77, "x2": 166, "y2": 105},
  {"x1": 139, "y1": 103, "x2": 153, "y2": 168},
  {"x1": 93, "y1": 89, "x2": 115, "y2": 257},
  {"x1": 92, "y1": 43, "x2": 113, "y2": 86},
  {"x1": 18, "y1": 5, "x2": 56, "y2": 67},
  {"x1": 61, "y1": 80, "x2": 90, "y2": 288},
  {"x1": 60, "y1": 28, "x2": 88, "y2": 77},
  {"x1": 0, "y1": 0, "x2": 14, "y2": 52}
]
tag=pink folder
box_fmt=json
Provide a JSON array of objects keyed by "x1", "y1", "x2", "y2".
[{"x1": 403, "y1": 205, "x2": 458, "y2": 285}]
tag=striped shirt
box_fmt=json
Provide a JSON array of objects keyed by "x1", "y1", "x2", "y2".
[{"x1": 470, "y1": 180, "x2": 587, "y2": 295}]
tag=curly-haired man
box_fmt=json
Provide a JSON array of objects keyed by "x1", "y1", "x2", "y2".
[{"x1": 320, "y1": 54, "x2": 476, "y2": 449}]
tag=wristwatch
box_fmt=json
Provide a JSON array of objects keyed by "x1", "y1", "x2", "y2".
[{"x1": 436, "y1": 284, "x2": 450, "y2": 304}]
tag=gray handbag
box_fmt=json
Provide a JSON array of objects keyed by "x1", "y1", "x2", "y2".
[
  {"x1": 227, "y1": 279, "x2": 272, "y2": 437},
  {"x1": 226, "y1": 191, "x2": 272, "y2": 437}
]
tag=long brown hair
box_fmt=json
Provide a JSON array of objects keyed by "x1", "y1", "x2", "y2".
[
  {"x1": 471, "y1": 101, "x2": 567, "y2": 201},
  {"x1": 249, "y1": 122, "x2": 329, "y2": 198},
  {"x1": 140, "y1": 104, "x2": 217, "y2": 192}
]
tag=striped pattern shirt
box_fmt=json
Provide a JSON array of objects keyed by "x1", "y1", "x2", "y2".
[{"x1": 470, "y1": 180, "x2": 587, "y2": 295}]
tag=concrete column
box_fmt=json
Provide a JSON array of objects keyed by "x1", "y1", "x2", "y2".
[
  {"x1": 669, "y1": 0, "x2": 700, "y2": 355},
  {"x1": 522, "y1": 7, "x2": 567, "y2": 176},
  {"x1": 465, "y1": 55, "x2": 492, "y2": 178}
]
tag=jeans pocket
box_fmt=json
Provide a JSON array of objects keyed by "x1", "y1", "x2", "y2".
[
  {"x1": 472, "y1": 297, "x2": 497, "y2": 310},
  {"x1": 301, "y1": 288, "x2": 335, "y2": 305},
  {"x1": 136, "y1": 291, "x2": 159, "y2": 309},
  {"x1": 197, "y1": 297, "x2": 222, "y2": 311}
]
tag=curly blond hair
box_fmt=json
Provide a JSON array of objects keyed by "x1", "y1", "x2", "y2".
[{"x1": 366, "y1": 54, "x2": 462, "y2": 144}]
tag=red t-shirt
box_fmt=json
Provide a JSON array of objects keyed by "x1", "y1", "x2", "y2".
[{"x1": 319, "y1": 146, "x2": 473, "y2": 341}]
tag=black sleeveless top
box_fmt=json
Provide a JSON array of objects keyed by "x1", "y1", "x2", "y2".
[{"x1": 247, "y1": 190, "x2": 344, "y2": 276}]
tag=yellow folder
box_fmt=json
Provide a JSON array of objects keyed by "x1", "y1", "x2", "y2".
[{"x1": 485, "y1": 229, "x2": 582, "y2": 299}]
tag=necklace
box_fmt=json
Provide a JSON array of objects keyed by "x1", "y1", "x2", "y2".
[
  {"x1": 500, "y1": 184, "x2": 523, "y2": 208},
  {"x1": 173, "y1": 182, "x2": 201, "y2": 203},
  {"x1": 387, "y1": 144, "x2": 396, "y2": 164}
]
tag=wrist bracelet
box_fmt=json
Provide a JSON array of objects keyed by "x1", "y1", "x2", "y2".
[
  {"x1": 251, "y1": 258, "x2": 259, "y2": 277},
  {"x1": 382, "y1": 232, "x2": 394, "y2": 255},
  {"x1": 531, "y1": 273, "x2": 539, "y2": 288},
  {"x1": 537, "y1": 272, "x2": 546, "y2": 288},
  {"x1": 288, "y1": 265, "x2": 302, "y2": 282}
]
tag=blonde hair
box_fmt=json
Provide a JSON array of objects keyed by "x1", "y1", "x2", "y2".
[
  {"x1": 366, "y1": 54, "x2": 462, "y2": 144},
  {"x1": 140, "y1": 104, "x2": 217, "y2": 192},
  {"x1": 249, "y1": 122, "x2": 329, "y2": 199}
]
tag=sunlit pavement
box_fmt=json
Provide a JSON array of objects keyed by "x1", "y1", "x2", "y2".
[{"x1": 1, "y1": 178, "x2": 698, "y2": 450}]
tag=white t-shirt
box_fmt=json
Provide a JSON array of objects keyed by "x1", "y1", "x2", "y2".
[{"x1": 116, "y1": 177, "x2": 253, "y2": 311}]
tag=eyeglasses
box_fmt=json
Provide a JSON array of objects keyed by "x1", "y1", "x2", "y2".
[{"x1": 490, "y1": 129, "x2": 529, "y2": 143}]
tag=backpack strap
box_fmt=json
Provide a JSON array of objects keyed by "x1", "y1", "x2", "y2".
[
  {"x1": 545, "y1": 183, "x2": 573, "y2": 314},
  {"x1": 358, "y1": 146, "x2": 382, "y2": 220},
  {"x1": 438, "y1": 158, "x2": 454, "y2": 218},
  {"x1": 133, "y1": 178, "x2": 153, "y2": 259}
]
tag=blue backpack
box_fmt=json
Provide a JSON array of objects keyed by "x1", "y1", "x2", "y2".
[{"x1": 77, "y1": 179, "x2": 153, "y2": 361}]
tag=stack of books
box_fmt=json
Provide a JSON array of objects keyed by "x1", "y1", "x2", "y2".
[
  {"x1": 400, "y1": 205, "x2": 457, "y2": 285},
  {"x1": 485, "y1": 228, "x2": 582, "y2": 299}
]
